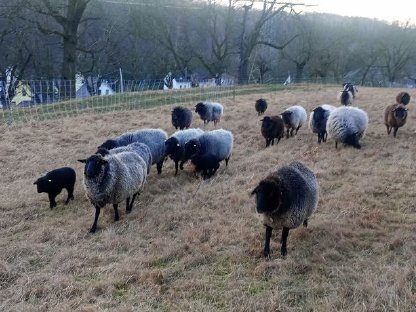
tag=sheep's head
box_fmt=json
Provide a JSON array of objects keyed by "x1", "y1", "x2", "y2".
[
  {"x1": 165, "y1": 137, "x2": 181, "y2": 157},
  {"x1": 195, "y1": 102, "x2": 207, "y2": 115},
  {"x1": 78, "y1": 154, "x2": 108, "y2": 179},
  {"x1": 344, "y1": 132, "x2": 362, "y2": 149},
  {"x1": 184, "y1": 138, "x2": 201, "y2": 160},
  {"x1": 281, "y1": 111, "x2": 293, "y2": 125},
  {"x1": 251, "y1": 177, "x2": 283, "y2": 214},
  {"x1": 98, "y1": 139, "x2": 117, "y2": 150},
  {"x1": 393, "y1": 106, "x2": 408, "y2": 122},
  {"x1": 33, "y1": 176, "x2": 52, "y2": 193}
]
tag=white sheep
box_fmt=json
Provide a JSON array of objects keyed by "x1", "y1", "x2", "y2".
[
  {"x1": 326, "y1": 106, "x2": 368, "y2": 149},
  {"x1": 281, "y1": 105, "x2": 307, "y2": 138}
]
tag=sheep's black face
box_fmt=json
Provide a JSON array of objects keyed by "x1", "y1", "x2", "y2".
[
  {"x1": 34, "y1": 177, "x2": 50, "y2": 193},
  {"x1": 165, "y1": 137, "x2": 180, "y2": 157},
  {"x1": 184, "y1": 139, "x2": 201, "y2": 159},
  {"x1": 281, "y1": 111, "x2": 292, "y2": 125},
  {"x1": 83, "y1": 155, "x2": 107, "y2": 179},
  {"x1": 344, "y1": 132, "x2": 361, "y2": 149},
  {"x1": 251, "y1": 179, "x2": 281, "y2": 214},
  {"x1": 195, "y1": 103, "x2": 207, "y2": 115},
  {"x1": 99, "y1": 139, "x2": 117, "y2": 150},
  {"x1": 394, "y1": 107, "x2": 407, "y2": 121}
]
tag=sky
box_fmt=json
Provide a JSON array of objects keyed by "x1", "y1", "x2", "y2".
[{"x1": 296, "y1": 0, "x2": 416, "y2": 24}]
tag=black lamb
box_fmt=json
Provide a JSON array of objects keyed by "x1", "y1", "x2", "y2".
[
  {"x1": 34, "y1": 167, "x2": 76, "y2": 208},
  {"x1": 191, "y1": 153, "x2": 220, "y2": 179},
  {"x1": 171, "y1": 106, "x2": 193, "y2": 130},
  {"x1": 255, "y1": 98, "x2": 268, "y2": 115}
]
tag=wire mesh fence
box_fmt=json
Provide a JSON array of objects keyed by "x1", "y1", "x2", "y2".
[{"x1": 0, "y1": 79, "x2": 298, "y2": 128}]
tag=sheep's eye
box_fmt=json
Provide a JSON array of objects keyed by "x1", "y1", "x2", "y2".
[
  {"x1": 48, "y1": 179, "x2": 52, "y2": 182},
  {"x1": 177, "y1": 144, "x2": 180, "y2": 146}
]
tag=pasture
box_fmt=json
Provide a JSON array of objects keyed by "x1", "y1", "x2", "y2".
[{"x1": 1, "y1": 85, "x2": 416, "y2": 311}]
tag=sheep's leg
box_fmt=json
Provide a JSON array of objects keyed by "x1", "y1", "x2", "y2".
[
  {"x1": 281, "y1": 227, "x2": 290, "y2": 256},
  {"x1": 90, "y1": 206, "x2": 101, "y2": 233},
  {"x1": 156, "y1": 161, "x2": 163, "y2": 174},
  {"x1": 386, "y1": 125, "x2": 391, "y2": 134},
  {"x1": 393, "y1": 127, "x2": 399, "y2": 137},
  {"x1": 263, "y1": 226, "x2": 273, "y2": 258},
  {"x1": 324, "y1": 131, "x2": 328, "y2": 142},
  {"x1": 65, "y1": 186, "x2": 74, "y2": 204},
  {"x1": 174, "y1": 161, "x2": 179, "y2": 175},
  {"x1": 48, "y1": 193, "x2": 57, "y2": 209},
  {"x1": 113, "y1": 204, "x2": 120, "y2": 221},
  {"x1": 179, "y1": 160, "x2": 186, "y2": 170},
  {"x1": 265, "y1": 138, "x2": 270, "y2": 147},
  {"x1": 303, "y1": 219, "x2": 308, "y2": 227},
  {"x1": 271, "y1": 138, "x2": 274, "y2": 146},
  {"x1": 290, "y1": 128, "x2": 294, "y2": 136},
  {"x1": 317, "y1": 133, "x2": 321, "y2": 144},
  {"x1": 127, "y1": 193, "x2": 138, "y2": 213},
  {"x1": 335, "y1": 141, "x2": 338, "y2": 149},
  {"x1": 295, "y1": 126, "x2": 301, "y2": 135},
  {"x1": 225, "y1": 157, "x2": 230, "y2": 166},
  {"x1": 286, "y1": 128, "x2": 290, "y2": 139}
]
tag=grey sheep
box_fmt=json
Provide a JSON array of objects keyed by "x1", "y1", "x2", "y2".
[
  {"x1": 255, "y1": 98, "x2": 268, "y2": 115},
  {"x1": 260, "y1": 116, "x2": 284, "y2": 147},
  {"x1": 396, "y1": 91, "x2": 410, "y2": 105},
  {"x1": 78, "y1": 152, "x2": 147, "y2": 233},
  {"x1": 195, "y1": 101, "x2": 224, "y2": 125},
  {"x1": 326, "y1": 106, "x2": 368, "y2": 149},
  {"x1": 338, "y1": 84, "x2": 353, "y2": 105},
  {"x1": 97, "y1": 142, "x2": 152, "y2": 174},
  {"x1": 281, "y1": 105, "x2": 307, "y2": 138},
  {"x1": 165, "y1": 128, "x2": 204, "y2": 175},
  {"x1": 184, "y1": 128, "x2": 233, "y2": 167},
  {"x1": 384, "y1": 103, "x2": 408, "y2": 137},
  {"x1": 98, "y1": 128, "x2": 168, "y2": 174},
  {"x1": 251, "y1": 161, "x2": 319, "y2": 257},
  {"x1": 171, "y1": 106, "x2": 193, "y2": 130},
  {"x1": 34, "y1": 167, "x2": 76, "y2": 208},
  {"x1": 308, "y1": 104, "x2": 336, "y2": 144}
]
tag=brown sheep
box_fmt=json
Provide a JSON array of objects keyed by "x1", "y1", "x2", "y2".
[
  {"x1": 260, "y1": 116, "x2": 284, "y2": 147},
  {"x1": 384, "y1": 103, "x2": 408, "y2": 137},
  {"x1": 396, "y1": 92, "x2": 411, "y2": 105}
]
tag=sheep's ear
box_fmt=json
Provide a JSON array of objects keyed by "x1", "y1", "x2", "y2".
[
  {"x1": 250, "y1": 186, "x2": 258, "y2": 196},
  {"x1": 78, "y1": 159, "x2": 87, "y2": 163},
  {"x1": 33, "y1": 180, "x2": 38, "y2": 185}
]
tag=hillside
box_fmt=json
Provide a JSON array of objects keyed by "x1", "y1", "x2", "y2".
[{"x1": 1, "y1": 86, "x2": 416, "y2": 311}]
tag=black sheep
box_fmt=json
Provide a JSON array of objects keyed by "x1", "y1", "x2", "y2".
[
  {"x1": 191, "y1": 153, "x2": 220, "y2": 179},
  {"x1": 255, "y1": 98, "x2": 268, "y2": 115},
  {"x1": 260, "y1": 116, "x2": 284, "y2": 147},
  {"x1": 171, "y1": 106, "x2": 192, "y2": 130},
  {"x1": 34, "y1": 167, "x2": 76, "y2": 208}
]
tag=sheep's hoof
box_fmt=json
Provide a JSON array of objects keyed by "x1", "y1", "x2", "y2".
[
  {"x1": 89, "y1": 227, "x2": 97, "y2": 233},
  {"x1": 281, "y1": 248, "x2": 288, "y2": 257}
]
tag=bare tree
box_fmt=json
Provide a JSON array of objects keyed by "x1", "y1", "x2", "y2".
[{"x1": 236, "y1": 0, "x2": 300, "y2": 84}]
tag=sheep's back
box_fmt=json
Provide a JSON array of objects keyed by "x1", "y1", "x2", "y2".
[
  {"x1": 173, "y1": 128, "x2": 204, "y2": 146},
  {"x1": 266, "y1": 162, "x2": 319, "y2": 229},
  {"x1": 198, "y1": 129, "x2": 233, "y2": 161},
  {"x1": 285, "y1": 105, "x2": 307, "y2": 128},
  {"x1": 327, "y1": 106, "x2": 368, "y2": 142}
]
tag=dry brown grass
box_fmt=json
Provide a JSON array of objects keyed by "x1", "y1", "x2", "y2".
[{"x1": 1, "y1": 85, "x2": 416, "y2": 311}]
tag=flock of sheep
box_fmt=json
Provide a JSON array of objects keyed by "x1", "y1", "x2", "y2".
[{"x1": 33, "y1": 85, "x2": 411, "y2": 257}]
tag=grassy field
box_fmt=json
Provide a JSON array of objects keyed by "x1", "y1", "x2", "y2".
[{"x1": 1, "y1": 85, "x2": 416, "y2": 311}]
